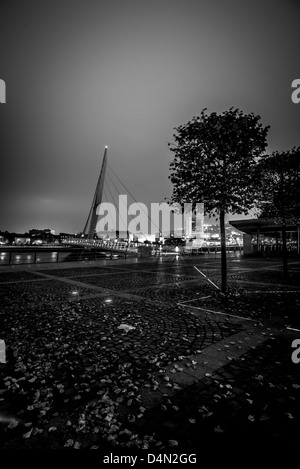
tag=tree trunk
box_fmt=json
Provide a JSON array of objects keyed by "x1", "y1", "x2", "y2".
[
  {"x1": 220, "y1": 209, "x2": 227, "y2": 293},
  {"x1": 282, "y1": 223, "x2": 288, "y2": 276}
]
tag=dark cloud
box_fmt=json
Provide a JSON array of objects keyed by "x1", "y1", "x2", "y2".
[{"x1": 0, "y1": 0, "x2": 299, "y2": 232}]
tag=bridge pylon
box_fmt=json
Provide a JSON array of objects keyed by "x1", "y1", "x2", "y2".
[{"x1": 82, "y1": 146, "x2": 108, "y2": 238}]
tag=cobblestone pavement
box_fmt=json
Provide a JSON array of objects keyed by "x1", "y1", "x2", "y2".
[
  {"x1": 70, "y1": 272, "x2": 197, "y2": 290},
  {"x1": 131, "y1": 331, "x2": 300, "y2": 453},
  {"x1": 0, "y1": 255, "x2": 300, "y2": 459},
  {"x1": 0, "y1": 271, "x2": 44, "y2": 282},
  {"x1": 40, "y1": 266, "x2": 124, "y2": 277}
]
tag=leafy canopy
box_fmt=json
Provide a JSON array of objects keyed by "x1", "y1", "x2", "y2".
[
  {"x1": 256, "y1": 147, "x2": 300, "y2": 223},
  {"x1": 169, "y1": 108, "x2": 269, "y2": 215}
]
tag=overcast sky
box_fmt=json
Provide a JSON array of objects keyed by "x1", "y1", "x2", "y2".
[{"x1": 0, "y1": 0, "x2": 299, "y2": 233}]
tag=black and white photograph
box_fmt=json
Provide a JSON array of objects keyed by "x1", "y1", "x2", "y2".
[{"x1": 1, "y1": 0, "x2": 300, "y2": 464}]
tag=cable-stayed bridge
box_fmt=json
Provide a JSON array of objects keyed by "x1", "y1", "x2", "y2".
[
  {"x1": 62, "y1": 147, "x2": 161, "y2": 256},
  {"x1": 62, "y1": 147, "x2": 215, "y2": 257}
]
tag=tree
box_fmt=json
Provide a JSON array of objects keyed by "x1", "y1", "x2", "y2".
[
  {"x1": 256, "y1": 147, "x2": 300, "y2": 275},
  {"x1": 168, "y1": 107, "x2": 269, "y2": 293}
]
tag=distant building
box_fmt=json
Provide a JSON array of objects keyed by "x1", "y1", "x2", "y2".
[
  {"x1": 29, "y1": 228, "x2": 52, "y2": 236},
  {"x1": 59, "y1": 232, "x2": 75, "y2": 239},
  {"x1": 28, "y1": 228, "x2": 55, "y2": 244},
  {"x1": 14, "y1": 234, "x2": 31, "y2": 245}
]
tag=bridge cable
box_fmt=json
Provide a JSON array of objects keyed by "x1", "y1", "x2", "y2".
[
  {"x1": 102, "y1": 185, "x2": 119, "y2": 236},
  {"x1": 104, "y1": 173, "x2": 129, "y2": 237},
  {"x1": 107, "y1": 163, "x2": 161, "y2": 234},
  {"x1": 105, "y1": 170, "x2": 149, "y2": 240}
]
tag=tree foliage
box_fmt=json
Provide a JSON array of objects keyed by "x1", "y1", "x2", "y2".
[
  {"x1": 256, "y1": 147, "x2": 300, "y2": 275},
  {"x1": 168, "y1": 107, "x2": 269, "y2": 293},
  {"x1": 169, "y1": 108, "x2": 269, "y2": 215},
  {"x1": 256, "y1": 147, "x2": 300, "y2": 223}
]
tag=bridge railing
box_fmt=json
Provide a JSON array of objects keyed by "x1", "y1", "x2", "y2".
[
  {"x1": 62, "y1": 238, "x2": 138, "y2": 252},
  {"x1": 62, "y1": 238, "x2": 243, "y2": 256}
]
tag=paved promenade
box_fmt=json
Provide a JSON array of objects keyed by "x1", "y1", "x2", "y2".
[{"x1": 0, "y1": 254, "x2": 300, "y2": 460}]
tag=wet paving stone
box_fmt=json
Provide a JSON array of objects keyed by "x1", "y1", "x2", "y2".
[
  {"x1": 231, "y1": 269, "x2": 300, "y2": 286},
  {"x1": 128, "y1": 336, "x2": 300, "y2": 451},
  {"x1": 0, "y1": 271, "x2": 43, "y2": 283},
  {"x1": 41, "y1": 266, "x2": 124, "y2": 277},
  {"x1": 0, "y1": 280, "x2": 98, "y2": 307},
  {"x1": 71, "y1": 272, "x2": 196, "y2": 290},
  {"x1": 191, "y1": 289, "x2": 300, "y2": 325},
  {"x1": 127, "y1": 282, "x2": 219, "y2": 303},
  {"x1": 0, "y1": 257, "x2": 299, "y2": 453},
  {"x1": 0, "y1": 293, "x2": 242, "y2": 450}
]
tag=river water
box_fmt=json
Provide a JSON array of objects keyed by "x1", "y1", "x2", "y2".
[{"x1": 0, "y1": 247, "x2": 108, "y2": 266}]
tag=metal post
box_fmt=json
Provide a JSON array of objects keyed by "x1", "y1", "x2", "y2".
[{"x1": 34, "y1": 251, "x2": 37, "y2": 264}]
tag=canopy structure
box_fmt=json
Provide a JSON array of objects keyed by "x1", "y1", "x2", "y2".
[{"x1": 229, "y1": 218, "x2": 300, "y2": 255}]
